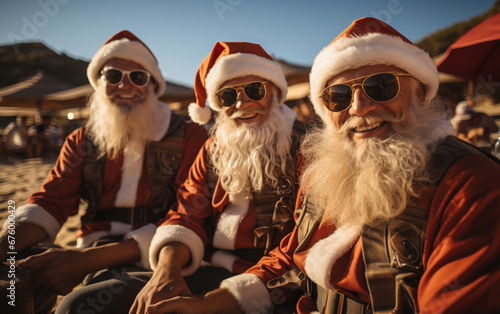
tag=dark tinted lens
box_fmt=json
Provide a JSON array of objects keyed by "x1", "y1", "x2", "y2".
[
  {"x1": 363, "y1": 73, "x2": 399, "y2": 102},
  {"x1": 104, "y1": 69, "x2": 123, "y2": 85},
  {"x1": 130, "y1": 71, "x2": 149, "y2": 86},
  {"x1": 217, "y1": 88, "x2": 238, "y2": 107},
  {"x1": 244, "y1": 82, "x2": 266, "y2": 101},
  {"x1": 322, "y1": 84, "x2": 352, "y2": 112}
]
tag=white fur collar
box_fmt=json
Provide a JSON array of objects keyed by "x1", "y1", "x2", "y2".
[{"x1": 304, "y1": 224, "x2": 362, "y2": 290}]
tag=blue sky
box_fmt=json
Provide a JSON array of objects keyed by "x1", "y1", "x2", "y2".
[{"x1": 0, "y1": 0, "x2": 496, "y2": 87}]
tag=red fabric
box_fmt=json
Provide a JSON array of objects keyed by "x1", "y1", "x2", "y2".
[
  {"x1": 331, "y1": 17, "x2": 413, "y2": 45},
  {"x1": 193, "y1": 41, "x2": 274, "y2": 109},
  {"x1": 27, "y1": 121, "x2": 208, "y2": 236},
  {"x1": 99, "y1": 30, "x2": 158, "y2": 63},
  {"x1": 161, "y1": 138, "x2": 258, "y2": 248},
  {"x1": 160, "y1": 137, "x2": 301, "y2": 271},
  {"x1": 437, "y1": 11, "x2": 500, "y2": 81},
  {"x1": 246, "y1": 154, "x2": 500, "y2": 313}
]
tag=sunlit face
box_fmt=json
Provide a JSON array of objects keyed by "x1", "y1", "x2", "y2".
[
  {"x1": 325, "y1": 65, "x2": 413, "y2": 146},
  {"x1": 219, "y1": 75, "x2": 278, "y2": 126},
  {"x1": 101, "y1": 58, "x2": 154, "y2": 110}
]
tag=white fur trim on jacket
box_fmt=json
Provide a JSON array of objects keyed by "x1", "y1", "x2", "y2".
[
  {"x1": 8, "y1": 204, "x2": 61, "y2": 244},
  {"x1": 210, "y1": 250, "x2": 238, "y2": 273},
  {"x1": 152, "y1": 102, "x2": 172, "y2": 141},
  {"x1": 114, "y1": 101, "x2": 171, "y2": 207},
  {"x1": 114, "y1": 145, "x2": 143, "y2": 207},
  {"x1": 110, "y1": 221, "x2": 132, "y2": 235},
  {"x1": 205, "y1": 53, "x2": 287, "y2": 111},
  {"x1": 213, "y1": 192, "x2": 250, "y2": 250},
  {"x1": 87, "y1": 38, "x2": 166, "y2": 97},
  {"x1": 304, "y1": 224, "x2": 362, "y2": 290},
  {"x1": 77, "y1": 231, "x2": 109, "y2": 248},
  {"x1": 220, "y1": 273, "x2": 272, "y2": 314},
  {"x1": 125, "y1": 223, "x2": 157, "y2": 270},
  {"x1": 149, "y1": 224, "x2": 204, "y2": 276},
  {"x1": 310, "y1": 33, "x2": 439, "y2": 124}
]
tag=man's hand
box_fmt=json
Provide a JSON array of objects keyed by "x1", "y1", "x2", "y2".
[
  {"x1": 129, "y1": 243, "x2": 191, "y2": 314},
  {"x1": 130, "y1": 263, "x2": 191, "y2": 313},
  {"x1": 18, "y1": 248, "x2": 89, "y2": 297},
  {"x1": 18, "y1": 238, "x2": 142, "y2": 298}
]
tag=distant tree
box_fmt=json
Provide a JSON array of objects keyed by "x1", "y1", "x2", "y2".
[{"x1": 416, "y1": 0, "x2": 500, "y2": 57}]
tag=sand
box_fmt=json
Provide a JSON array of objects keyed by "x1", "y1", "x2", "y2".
[{"x1": 0, "y1": 155, "x2": 81, "y2": 248}]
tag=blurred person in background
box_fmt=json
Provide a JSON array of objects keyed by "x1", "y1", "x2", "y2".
[{"x1": 452, "y1": 100, "x2": 499, "y2": 153}]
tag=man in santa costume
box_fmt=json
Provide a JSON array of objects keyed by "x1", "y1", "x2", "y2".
[
  {"x1": 0, "y1": 30, "x2": 207, "y2": 313},
  {"x1": 145, "y1": 18, "x2": 500, "y2": 314},
  {"x1": 130, "y1": 41, "x2": 306, "y2": 313}
]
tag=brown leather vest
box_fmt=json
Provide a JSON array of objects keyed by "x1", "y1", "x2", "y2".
[
  {"x1": 205, "y1": 119, "x2": 306, "y2": 255},
  {"x1": 80, "y1": 112, "x2": 186, "y2": 229}
]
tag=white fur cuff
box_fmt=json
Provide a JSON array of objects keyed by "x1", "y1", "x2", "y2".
[
  {"x1": 7, "y1": 204, "x2": 61, "y2": 244},
  {"x1": 220, "y1": 273, "x2": 272, "y2": 314},
  {"x1": 149, "y1": 225, "x2": 204, "y2": 276},
  {"x1": 125, "y1": 223, "x2": 157, "y2": 270}
]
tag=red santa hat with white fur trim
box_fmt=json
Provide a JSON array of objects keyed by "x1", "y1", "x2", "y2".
[
  {"x1": 188, "y1": 41, "x2": 288, "y2": 125},
  {"x1": 309, "y1": 17, "x2": 439, "y2": 124},
  {"x1": 87, "y1": 30, "x2": 166, "y2": 97}
]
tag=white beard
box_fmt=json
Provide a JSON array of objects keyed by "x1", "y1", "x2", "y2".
[
  {"x1": 209, "y1": 98, "x2": 294, "y2": 194},
  {"x1": 300, "y1": 92, "x2": 452, "y2": 226},
  {"x1": 86, "y1": 85, "x2": 159, "y2": 159}
]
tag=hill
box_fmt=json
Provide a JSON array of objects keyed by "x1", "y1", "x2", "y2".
[
  {"x1": 416, "y1": 0, "x2": 500, "y2": 56},
  {"x1": 0, "y1": 42, "x2": 89, "y2": 88}
]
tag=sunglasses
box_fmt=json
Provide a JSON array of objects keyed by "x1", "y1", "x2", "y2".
[
  {"x1": 319, "y1": 72, "x2": 412, "y2": 112},
  {"x1": 101, "y1": 67, "x2": 151, "y2": 88},
  {"x1": 216, "y1": 81, "x2": 270, "y2": 107}
]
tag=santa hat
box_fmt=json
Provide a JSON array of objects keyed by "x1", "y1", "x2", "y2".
[
  {"x1": 310, "y1": 17, "x2": 439, "y2": 123},
  {"x1": 87, "y1": 30, "x2": 165, "y2": 97},
  {"x1": 188, "y1": 41, "x2": 287, "y2": 125}
]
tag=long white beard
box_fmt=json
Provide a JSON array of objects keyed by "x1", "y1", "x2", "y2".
[
  {"x1": 86, "y1": 85, "x2": 159, "y2": 159},
  {"x1": 300, "y1": 92, "x2": 452, "y2": 226},
  {"x1": 209, "y1": 99, "x2": 294, "y2": 194}
]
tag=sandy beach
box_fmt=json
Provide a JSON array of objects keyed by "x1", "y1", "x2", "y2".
[{"x1": 0, "y1": 155, "x2": 81, "y2": 248}]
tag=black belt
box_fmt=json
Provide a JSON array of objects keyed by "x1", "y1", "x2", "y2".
[{"x1": 92, "y1": 207, "x2": 160, "y2": 228}]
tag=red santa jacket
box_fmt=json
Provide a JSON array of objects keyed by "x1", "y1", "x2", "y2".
[
  {"x1": 149, "y1": 116, "x2": 304, "y2": 276},
  {"x1": 13, "y1": 103, "x2": 208, "y2": 269},
  {"x1": 221, "y1": 138, "x2": 500, "y2": 314}
]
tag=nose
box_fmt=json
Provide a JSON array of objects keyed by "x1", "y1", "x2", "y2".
[
  {"x1": 118, "y1": 74, "x2": 134, "y2": 89},
  {"x1": 348, "y1": 85, "x2": 378, "y2": 116},
  {"x1": 234, "y1": 90, "x2": 252, "y2": 109}
]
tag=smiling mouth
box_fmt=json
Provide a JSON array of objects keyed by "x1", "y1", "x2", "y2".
[
  {"x1": 236, "y1": 113, "x2": 258, "y2": 120},
  {"x1": 351, "y1": 121, "x2": 386, "y2": 133}
]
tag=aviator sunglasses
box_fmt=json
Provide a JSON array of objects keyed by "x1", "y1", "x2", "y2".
[
  {"x1": 319, "y1": 72, "x2": 412, "y2": 112},
  {"x1": 101, "y1": 67, "x2": 151, "y2": 88},
  {"x1": 216, "y1": 81, "x2": 270, "y2": 107}
]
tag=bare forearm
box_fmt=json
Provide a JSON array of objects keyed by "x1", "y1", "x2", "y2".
[
  {"x1": 0, "y1": 222, "x2": 48, "y2": 261},
  {"x1": 203, "y1": 288, "x2": 243, "y2": 314},
  {"x1": 157, "y1": 242, "x2": 191, "y2": 271},
  {"x1": 79, "y1": 238, "x2": 142, "y2": 273}
]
